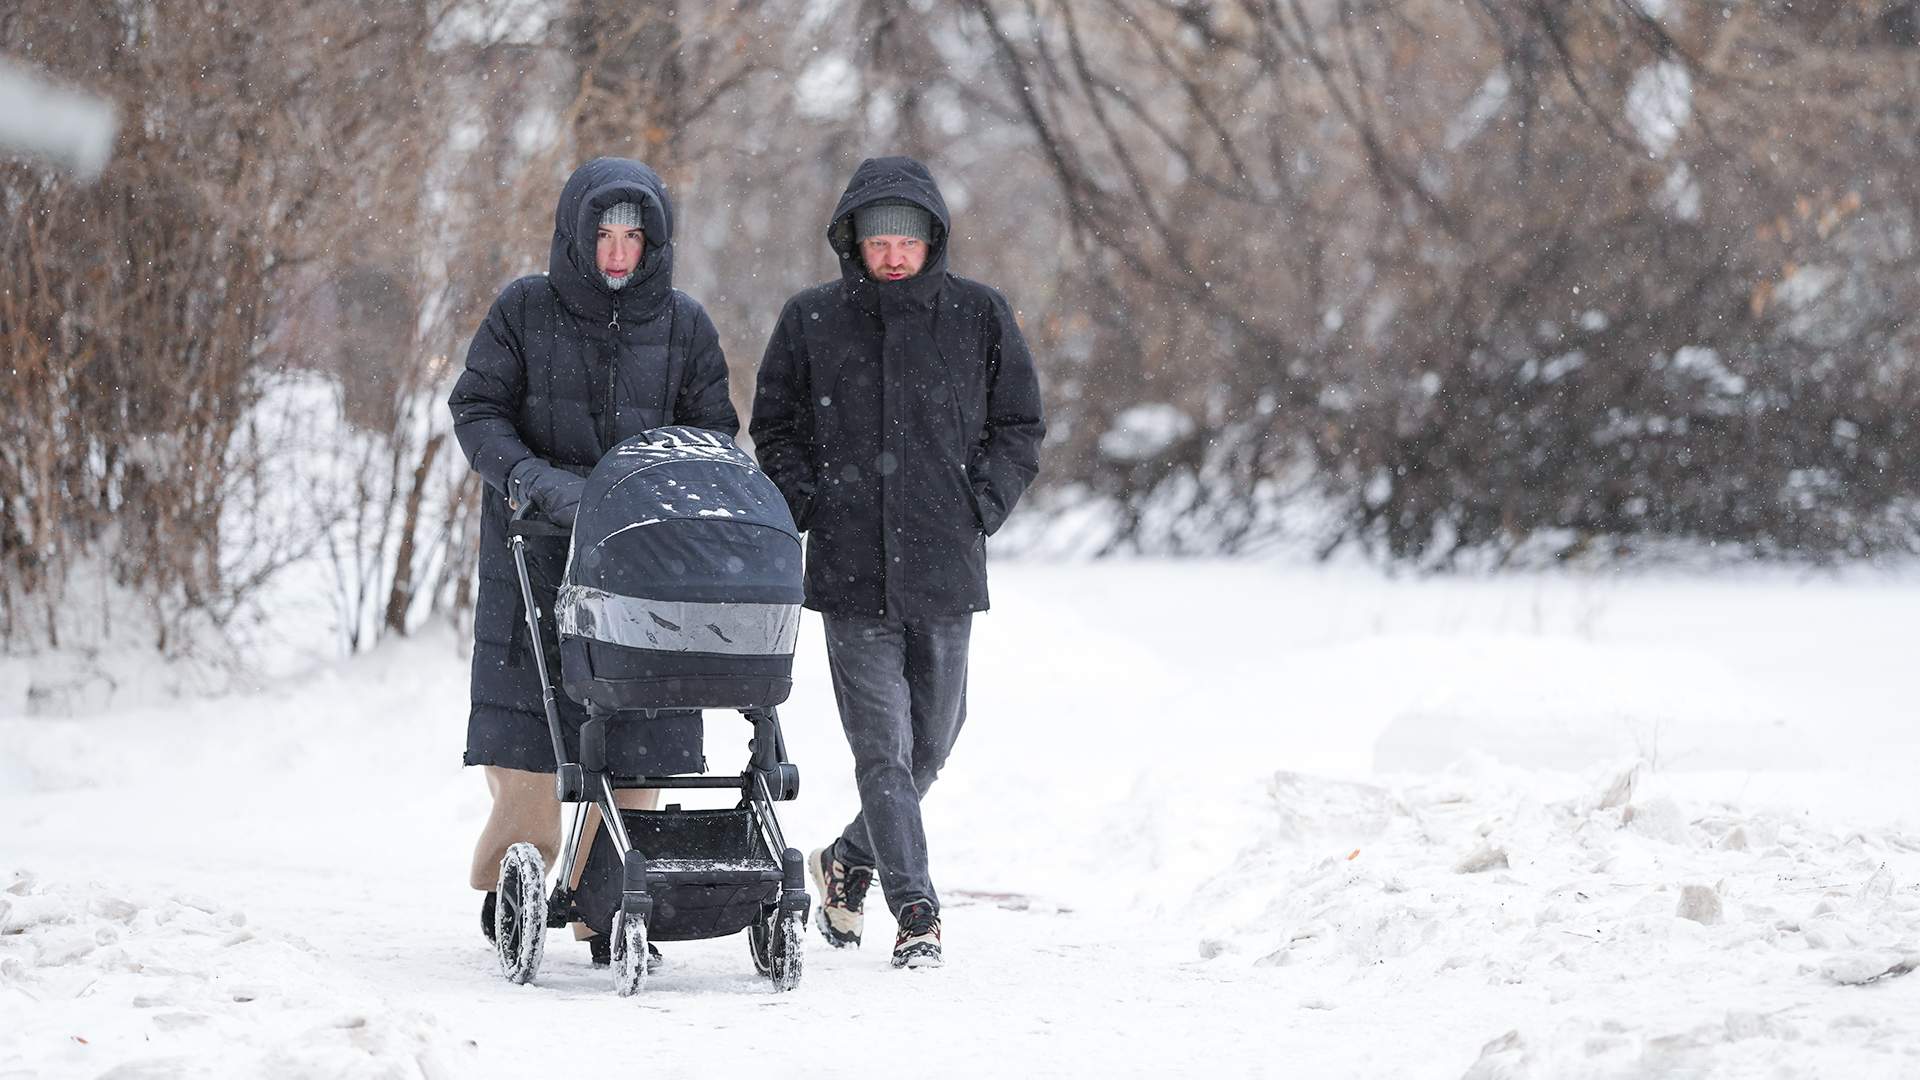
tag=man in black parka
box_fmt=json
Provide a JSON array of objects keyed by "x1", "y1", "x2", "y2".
[
  {"x1": 751, "y1": 156, "x2": 1045, "y2": 969},
  {"x1": 449, "y1": 157, "x2": 737, "y2": 959}
]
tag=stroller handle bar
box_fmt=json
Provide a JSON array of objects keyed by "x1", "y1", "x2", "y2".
[
  {"x1": 508, "y1": 499, "x2": 573, "y2": 539},
  {"x1": 508, "y1": 498, "x2": 572, "y2": 769}
]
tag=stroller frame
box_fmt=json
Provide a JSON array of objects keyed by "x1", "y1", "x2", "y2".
[{"x1": 492, "y1": 503, "x2": 809, "y2": 995}]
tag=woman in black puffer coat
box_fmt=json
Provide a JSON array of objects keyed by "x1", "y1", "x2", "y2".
[{"x1": 448, "y1": 157, "x2": 737, "y2": 957}]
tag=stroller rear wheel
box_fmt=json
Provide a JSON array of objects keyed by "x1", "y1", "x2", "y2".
[
  {"x1": 610, "y1": 909, "x2": 650, "y2": 996},
  {"x1": 750, "y1": 904, "x2": 805, "y2": 991},
  {"x1": 495, "y1": 843, "x2": 548, "y2": 985}
]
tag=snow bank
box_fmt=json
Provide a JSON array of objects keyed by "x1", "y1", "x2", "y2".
[
  {"x1": 1191, "y1": 758, "x2": 1920, "y2": 1077},
  {"x1": 0, "y1": 869, "x2": 477, "y2": 1078}
]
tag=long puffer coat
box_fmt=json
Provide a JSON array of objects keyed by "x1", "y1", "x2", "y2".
[
  {"x1": 449, "y1": 157, "x2": 737, "y2": 774},
  {"x1": 750, "y1": 156, "x2": 1045, "y2": 618}
]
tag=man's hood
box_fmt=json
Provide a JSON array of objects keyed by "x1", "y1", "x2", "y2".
[
  {"x1": 549, "y1": 157, "x2": 675, "y2": 320},
  {"x1": 828, "y1": 156, "x2": 952, "y2": 299}
]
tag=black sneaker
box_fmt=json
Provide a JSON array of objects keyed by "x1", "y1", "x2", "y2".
[
  {"x1": 588, "y1": 934, "x2": 664, "y2": 972},
  {"x1": 807, "y1": 842, "x2": 875, "y2": 948},
  {"x1": 481, "y1": 891, "x2": 497, "y2": 944},
  {"x1": 891, "y1": 900, "x2": 942, "y2": 969}
]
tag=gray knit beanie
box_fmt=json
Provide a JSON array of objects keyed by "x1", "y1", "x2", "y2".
[
  {"x1": 598, "y1": 202, "x2": 644, "y2": 289},
  {"x1": 854, "y1": 198, "x2": 933, "y2": 244},
  {"x1": 600, "y1": 201, "x2": 644, "y2": 232}
]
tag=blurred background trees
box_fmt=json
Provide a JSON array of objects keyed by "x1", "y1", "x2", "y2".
[
  {"x1": 3, "y1": 0, "x2": 1917, "y2": 658},
  {"x1": 970, "y1": 0, "x2": 1920, "y2": 562}
]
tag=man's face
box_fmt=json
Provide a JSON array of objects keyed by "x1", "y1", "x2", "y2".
[
  {"x1": 860, "y1": 235, "x2": 927, "y2": 281},
  {"x1": 597, "y1": 224, "x2": 645, "y2": 279}
]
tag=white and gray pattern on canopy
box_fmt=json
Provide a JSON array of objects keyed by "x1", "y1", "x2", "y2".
[{"x1": 556, "y1": 586, "x2": 801, "y2": 657}]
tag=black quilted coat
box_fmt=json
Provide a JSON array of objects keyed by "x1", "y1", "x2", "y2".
[{"x1": 449, "y1": 158, "x2": 737, "y2": 774}]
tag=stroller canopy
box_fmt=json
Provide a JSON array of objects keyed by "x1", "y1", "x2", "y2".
[{"x1": 556, "y1": 427, "x2": 803, "y2": 666}]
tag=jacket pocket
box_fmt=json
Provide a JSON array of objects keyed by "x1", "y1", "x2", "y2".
[
  {"x1": 792, "y1": 482, "x2": 819, "y2": 531},
  {"x1": 942, "y1": 392, "x2": 987, "y2": 532},
  {"x1": 960, "y1": 467, "x2": 986, "y2": 532}
]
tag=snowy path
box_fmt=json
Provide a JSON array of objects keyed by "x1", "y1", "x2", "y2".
[{"x1": 5, "y1": 564, "x2": 1920, "y2": 1077}]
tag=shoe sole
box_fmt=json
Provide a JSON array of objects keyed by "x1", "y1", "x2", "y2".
[
  {"x1": 892, "y1": 948, "x2": 943, "y2": 969},
  {"x1": 807, "y1": 848, "x2": 862, "y2": 949}
]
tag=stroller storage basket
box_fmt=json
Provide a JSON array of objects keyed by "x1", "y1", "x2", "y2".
[{"x1": 573, "y1": 807, "x2": 783, "y2": 941}]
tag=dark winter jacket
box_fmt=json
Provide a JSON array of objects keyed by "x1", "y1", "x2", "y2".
[
  {"x1": 449, "y1": 157, "x2": 737, "y2": 773},
  {"x1": 750, "y1": 156, "x2": 1045, "y2": 619}
]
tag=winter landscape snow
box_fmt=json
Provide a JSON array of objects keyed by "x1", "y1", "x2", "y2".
[
  {"x1": 10, "y1": 3, "x2": 1920, "y2": 1076},
  {"x1": 4, "y1": 562, "x2": 1918, "y2": 1078}
]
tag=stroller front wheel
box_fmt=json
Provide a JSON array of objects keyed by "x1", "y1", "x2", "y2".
[
  {"x1": 611, "y1": 908, "x2": 650, "y2": 996},
  {"x1": 495, "y1": 843, "x2": 548, "y2": 985},
  {"x1": 750, "y1": 904, "x2": 805, "y2": 992}
]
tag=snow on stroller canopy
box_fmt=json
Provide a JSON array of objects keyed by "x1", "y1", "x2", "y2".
[{"x1": 563, "y1": 427, "x2": 803, "y2": 609}]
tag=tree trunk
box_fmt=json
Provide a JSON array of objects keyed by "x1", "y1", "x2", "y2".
[{"x1": 383, "y1": 432, "x2": 445, "y2": 637}]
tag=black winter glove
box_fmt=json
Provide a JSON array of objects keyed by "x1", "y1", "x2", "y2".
[{"x1": 508, "y1": 457, "x2": 586, "y2": 529}]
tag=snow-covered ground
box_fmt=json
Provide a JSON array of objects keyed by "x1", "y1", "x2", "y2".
[{"x1": 4, "y1": 562, "x2": 1918, "y2": 1077}]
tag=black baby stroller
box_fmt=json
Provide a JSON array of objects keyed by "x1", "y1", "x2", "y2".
[{"x1": 492, "y1": 426, "x2": 809, "y2": 995}]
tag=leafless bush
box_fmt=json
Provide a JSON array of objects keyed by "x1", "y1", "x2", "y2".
[
  {"x1": 0, "y1": 2, "x2": 491, "y2": 654},
  {"x1": 967, "y1": 0, "x2": 1920, "y2": 563}
]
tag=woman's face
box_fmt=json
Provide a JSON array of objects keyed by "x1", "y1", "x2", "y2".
[{"x1": 597, "y1": 224, "x2": 645, "y2": 279}]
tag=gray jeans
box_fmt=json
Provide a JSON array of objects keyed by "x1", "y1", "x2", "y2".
[{"x1": 824, "y1": 612, "x2": 972, "y2": 920}]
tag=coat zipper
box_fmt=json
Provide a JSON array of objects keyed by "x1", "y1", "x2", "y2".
[{"x1": 602, "y1": 308, "x2": 620, "y2": 451}]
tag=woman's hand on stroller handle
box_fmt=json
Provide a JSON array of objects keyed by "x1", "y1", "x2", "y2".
[
  {"x1": 506, "y1": 490, "x2": 574, "y2": 539},
  {"x1": 508, "y1": 457, "x2": 586, "y2": 530}
]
